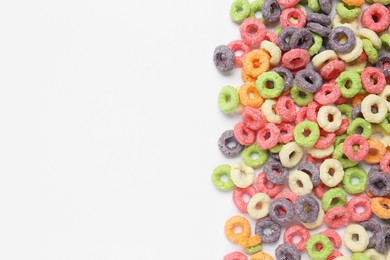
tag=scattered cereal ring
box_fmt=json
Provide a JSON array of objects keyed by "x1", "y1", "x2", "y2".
[
  {"x1": 365, "y1": 139, "x2": 386, "y2": 164},
  {"x1": 256, "y1": 172, "x2": 284, "y2": 198},
  {"x1": 234, "y1": 121, "x2": 256, "y2": 146},
  {"x1": 212, "y1": 164, "x2": 235, "y2": 191},
  {"x1": 284, "y1": 224, "x2": 310, "y2": 252},
  {"x1": 218, "y1": 130, "x2": 244, "y2": 157},
  {"x1": 247, "y1": 192, "x2": 272, "y2": 219},
  {"x1": 228, "y1": 40, "x2": 251, "y2": 67},
  {"x1": 324, "y1": 206, "x2": 350, "y2": 229},
  {"x1": 240, "y1": 18, "x2": 266, "y2": 48},
  {"x1": 218, "y1": 86, "x2": 239, "y2": 113},
  {"x1": 288, "y1": 170, "x2": 313, "y2": 195},
  {"x1": 361, "y1": 94, "x2": 387, "y2": 123},
  {"x1": 306, "y1": 234, "x2": 333, "y2": 260},
  {"x1": 262, "y1": 0, "x2": 282, "y2": 23},
  {"x1": 214, "y1": 45, "x2": 235, "y2": 72},
  {"x1": 243, "y1": 50, "x2": 271, "y2": 78},
  {"x1": 224, "y1": 215, "x2": 251, "y2": 243},
  {"x1": 281, "y1": 48, "x2": 310, "y2": 70},
  {"x1": 255, "y1": 217, "x2": 281, "y2": 243},
  {"x1": 280, "y1": 8, "x2": 306, "y2": 29},
  {"x1": 320, "y1": 158, "x2": 344, "y2": 187},
  {"x1": 295, "y1": 195, "x2": 320, "y2": 223},
  {"x1": 343, "y1": 134, "x2": 369, "y2": 161},
  {"x1": 346, "y1": 195, "x2": 372, "y2": 222},
  {"x1": 342, "y1": 166, "x2": 368, "y2": 194},
  {"x1": 361, "y1": 3, "x2": 390, "y2": 33},
  {"x1": 256, "y1": 71, "x2": 284, "y2": 99},
  {"x1": 230, "y1": 0, "x2": 251, "y2": 23},
  {"x1": 343, "y1": 224, "x2": 369, "y2": 252},
  {"x1": 241, "y1": 144, "x2": 268, "y2": 168},
  {"x1": 294, "y1": 121, "x2": 320, "y2": 147},
  {"x1": 231, "y1": 162, "x2": 255, "y2": 188},
  {"x1": 233, "y1": 185, "x2": 258, "y2": 212},
  {"x1": 371, "y1": 197, "x2": 390, "y2": 219},
  {"x1": 256, "y1": 123, "x2": 281, "y2": 150}
]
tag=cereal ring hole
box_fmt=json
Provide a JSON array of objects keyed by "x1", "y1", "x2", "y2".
[
  {"x1": 234, "y1": 49, "x2": 244, "y2": 57},
  {"x1": 298, "y1": 90, "x2": 307, "y2": 98},
  {"x1": 369, "y1": 148, "x2": 378, "y2": 156},
  {"x1": 293, "y1": 235, "x2": 302, "y2": 244},
  {"x1": 355, "y1": 126, "x2": 364, "y2": 135},
  {"x1": 250, "y1": 152, "x2": 260, "y2": 160},
  {"x1": 337, "y1": 35, "x2": 347, "y2": 45},
  {"x1": 328, "y1": 168, "x2": 335, "y2": 177},
  {"x1": 330, "y1": 197, "x2": 340, "y2": 206},
  {"x1": 264, "y1": 226, "x2": 273, "y2": 235},
  {"x1": 220, "y1": 174, "x2": 229, "y2": 182},
  {"x1": 303, "y1": 129, "x2": 312, "y2": 137},
  {"x1": 328, "y1": 114, "x2": 334, "y2": 122},
  {"x1": 243, "y1": 193, "x2": 251, "y2": 203},
  {"x1": 371, "y1": 104, "x2": 378, "y2": 114},
  {"x1": 355, "y1": 205, "x2": 365, "y2": 214},
  {"x1": 380, "y1": 203, "x2": 389, "y2": 209},
  {"x1": 234, "y1": 225, "x2": 243, "y2": 234},
  {"x1": 305, "y1": 77, "x2": 314, "y2": 84},
  {"x1": 373, "y1": 179, "x2": 385, "y2": 189},
  {"x1": 247, "y1": 25, "x2": 259, "y2": 35},
  {"x1": 315, "y1": 243, "x2": 323, "y2": 251},
  {"x1": 372, "y1": 15, "x2": 380, "y2": 23},
  {"x1": 296, "y1": 179, "x2": 303, "y2": 187},
  {"x1": 256, "y1": 202, "x2": 263, "y2": 210},
  {"x1": 351, "y1": 176, "x2": 360, "y2": 185},
  {"x1": 226, "y1": 138, "x2": 238, "y2": 149}
]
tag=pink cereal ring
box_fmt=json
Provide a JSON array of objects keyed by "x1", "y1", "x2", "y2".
[
  {"x1": 281, "y1": 49, "x2": 310, "y2": 70},
  {"x1": 307, "y1": 101, "x2": 321, "y2": 123},
  {"x1": 232, "y1": 185, "x2": 257, "y2": 212},
  {"x1": 361, "y1": 66, "x2": 386, "y2": 94},
  {"x1": 295, "y1": 107, "x2": 308, "y2": 125},
  {"x1": 333, "y1": 118, "x2": 349, "y2": 135},
  {"x1": 280, "y1": 8, "x2": 306, "y2": 29},
  {"x1": 324, "y1": 206, "x2": 350, "y2": 229},
  {"x1": 313, "y1": 182, "x2": 338, "y2": 198},
  {"x1": 361, "y1": 3, "x2": 390, "y2": 33},
  {"x1": 346, "y1": 195, "x2": 372, "y2": 222},
  {"x1": 274, "y1": 190, "x2": 298, "y2": 204},
  {"x1": 326, "y1": 250, "x2": 343, "y2": 260},
  {"x1": 277, "y1": 0, "x2": 300, "y2": 8},
  {"x1": 283, "y1": 225, "x2": 310, "y2": 252},
  {"x1": 276, "y1": 96, "x2": 296, "y2": 123},
  {"x1": 343, "y1": 134, "x2": 369, "y2": 161},
  {"x1": 223, "y1": 251, "x2": 248, "y2": 260},
  {"x1": 256, "y1": 123, "x2": 280, "y2": 150},
  {"x1": 380, "y1": 152, "x2": 390, "y2": 175},
  {"x1": 234, "y1": 122, "x2": 256, "y2": 146},
  {"x1": 320, "y1": 60, "x2": 345, "y2": 80},
  {"x1": 255, "y1": 172, "x2": 283, "y2": 198},
  {"x1": 240, "y1": 18, "x2": 266, "y2": 48},
  {"x1": 334, "y1": 95, "x2": 350, "y2": 105},
  {"x1": 277, "y1": 123, "x2": 294, "y2": 144},
  {"x1": 228, "y1": 40, "x2": 251, "y2": 67},
  {"x1": 314, "y1": 83, "x2": 341, "y2": 105},
  {"x1": 264, "y1": 31, "x2": 278, "y2": 45},
  {"x1": 242, "y1": 107, "x2": 266, "y2": 131},
  {"x1": 314, "y1": 129, "x2": 336, "y2": 149},
  {"x1": 320, "y1": 229, "x2": 342, "y2": 248}
]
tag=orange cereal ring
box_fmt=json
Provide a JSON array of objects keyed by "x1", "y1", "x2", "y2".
[
  {"x1": 371, "y1": 197, "x2": 390, "y2": 219},
  {"x1": 239, "y1": 82, "x2": 264, "y2": 108},
  {"x1": 242, "y1": 68, "x2": 257, "y2": 83},
  {"x1": 224, "y1": 215, "x2": 251, "y2": 243},
  {"x1": 352, "y1": 93, "x2": 368, "y2": 107},
  {"x1": 243, "y1": 50, "x2": 271, "y2": 78},
  {"x1": 250, "y1": 252, "x2": 274, "y2": 260},
  {"x1": 239, "y1": 234, "x2": 262, "y2": 248},
  {"x1": 341, "y1": 0, "x2": 364, "y2": 7},
  {"x1": 365, "y1": 139, "x2": 386, "y2": 164}
]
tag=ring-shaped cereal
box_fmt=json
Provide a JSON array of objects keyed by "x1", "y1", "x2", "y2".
[
  {"x1": 255, "y1": 172, "x2": 283, "y2": 198},
  {"x1": 312, "y1": 50, "x2": 338, "y2": 70},
  {"x1": 302, "y1": 208, "x2": 324, "y2": 229},
  {"x1": 276, "y1": 96, "x2": 296, "y2": 122},
  {"x1": 280, "y1": 8, "x2": 306, "y2": 29},
  {"x1": 247, "y1": 192, "x2": 272, "y2": 219},
  {"x1": 230, "y1": 0, "x2": 251, "y2": 23},
  {"x1": 306, "y1": 234, "x2": 333, "y2": 260},
  {"x1": 328, "y1": 26, "x2": 357, "y2": 54},
  {"x1": 228, "y1": 40, "x2": 251, "y2": 67},
  {"x1": 256, "y1": 71, "x2": 284, "y2": 99},
  {"x1": 277, "y1": 123, "x2": 294, "y2": 144},
  {"x1": 338, "y1": 36, "x2": 363, "y2": 63},
  {"x1": 250, "y1": 252, "x2": 273, "y2": 260},
  {"x1": 323, "y1": 206, "x2": 350, "y2": 229},
  {"x1": 336, "y1": 2, "x2": 361, "y2": 20},
  {"x1": 243, "y1": 244, "x2": 263, "y2": 255},
  {"x1": 321, "y1": 229, "x2": 342, "y2": 248},
  {"x1": 218, "y1": 86, "x2": 239, "y2": 113},
  {"x1": 281, "y1": 48, "x2": 310, "y2": 70},
  {"x1": 343, "y1": 224, "x2": 369, "y2": 252},
  {"x1": 274, "y1": 190, "x2": 298, "y2": 204},
  {"x1": 347, "y1": 118, "x2": 373, "y2": 139},
  {"x1": 314, "y1": 83, "x2": 341, "y2": 105},
  {"x1": 255, "y1": 217, "x2": 282, "y2": 243},
  {"x1": 240, "y1": 18, "x2": 266, "y2": 48},
  {"x1": 332, "y1": 143, "x2": 359, "y2": 168},
  {"x1": 241, "y1": 144, "x2": 269, "y2": 168},
  {"x1": 288, "y1": 170, "x2": 313, "y2": 196},
  {"x1": 343, "y1": 134, "x2": 369, "y2": 161},
  {"x1": 260, "y1": 40, "x2": 281, "y2": 66},
  {"x1": 249, "y1": 0, "x2": 263, "y2": 17},
  {"x1": 309, "y1": 33, "x2": 323, "y2": 56},
  {"x1": 361, "y1": 94, "x2": 387, "y2": 123},
  {"x1": 320, "y1": 158, "x2": 344, "y2": 187},
  {"x1": 280, "y1": 142, "x2": 304, "y2": 168},
  {"x1": 234, "y1": 122, "x2": 256, "y2": 146},
  {"x1": 346, "y1": 195, "x2": 372, "y2": 222},
  {"x1": 361, "y1": 3, "x2": 390, "y2": 33},
  {"x1": 365, "y1": 139, "x2": 386, "y2": 164},
  {"x1": 294, "y1": 121, "x2": 320, "y2": 147},
  {"x1": 243, "y1": 50, "x2": 271, "y2": 78},
  {"x1": 242, "y1": 107, "x2": 266, "y2": 131},
  {"x1": 361, "y1": 67, "x2": 386, "y2": 94},
  {"x1": 342, "y1": 166, "x2": 368, "y2": 194},
  {"x1": 317, "y1": 105, "x2": 342, "y2": 132},
  {"x1": 320, "y1": 60, "x2": 345, "y2": 80},
  {"x1": 223, "y1": 251, "x2": 248, "y2": 260},
  {"x1": 212, "y1": 164, "x2": 236, "y2": 191},
  {"x1": 241, "y1": 68, "x2": 257, "y2": 83},
  {"x1": 379, "y1": 85, "x2": 390, "y2": 111},
  {"x1": 359, "y1": 28, "x2": 382, "y2": 49},
  {"x1": 308, "y1": 145, "x2": 335, "y2": 159},
  {"x1": 239, "y1": 234, "x2": 262, "y2": 249},
  {"x1": 233, "y1": 185, "x2": 258, "y2": 212},
  {"x1": 224, "y1": 215, "x2": 251, "y2": 243},
  {"x1": 256, "y1": 123, "x2": 280, "y2": 150},
  {"x1": 363, "y1": 39, "x2": 379, "y2": 65},
  {"x1": 336, "y1": 71, "x2": 362, "y2": 99},
  {"x1": 231, "y1": 162, "x2": 255, "y2": 188},
  {"x1": 322, "y1": 187, "x2": 348, "y2": 212},
  {"x1": 284, "y1": 225, "x2": 310, "y2": 252},
  {"x1": 261, "y1": 99, "x2": 282, "y2": 124},
  {"x1": 291, "y1": 84, "x2": 314, "y2": 106},
  {"x1": 371, "y1": 197, "x2": 390, "y2": 219}
]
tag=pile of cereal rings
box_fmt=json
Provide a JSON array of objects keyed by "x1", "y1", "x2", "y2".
[{"x1": 212, "y1": 0, "x2": 390, "y2": 259}]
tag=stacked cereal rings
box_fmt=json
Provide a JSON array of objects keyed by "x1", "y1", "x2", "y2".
[{"x1": 213, "y1": 0, "x2": 390, "y2": 259}]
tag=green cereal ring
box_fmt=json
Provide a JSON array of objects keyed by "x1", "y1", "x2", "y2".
[
  {"x1": 269, "y1": 143, "x2": 283, "y2": 153},
  {"x1": 274, "y1": 26, "x2": 283, "y2": 36},
  {"x1": 352, "y1": 252, "x2": 369, "y2": 260},
  {"x1": 336, "y1": 71, "x2": 362, "y2": 98},
  {"x1": 362, "y1": 39, "x2": 378, "y2": 64},
  {"x1": 342, "y1": 166, "x2": 367, "y2": 194},
  {"x1": 309, "y1": 33, "x2": 323, "y2": 56},
  {"x1": 211, "y1": 164, "x2": 235, "y2": 191},
  {"x1": 249, "y1": 0, "x2": 263, "y2": 18},
  {"x1": 256, "y1": 71, "x2": 284, "y2": 99},
  {"x1": 347, "y1": 118, "x2": 373, "y2": 139},
  {"x1": 241, "y1": 144, "x2": 269, "y2": 168},
  {"x1": 335, "y1": 133, "x2": 348, "y2": 147},
  {"x1": 337, "y1": 104, "x2": 353, "y2": 120},
  {"x1": 243, "y1": 244, "x2": 262, "y2": 255},
  {"x1": 381, "y1": 34, "x2": 390, "y2": 50},
  {"x1": 308, "y1": 0, "x2": 320, "y2": 12},
  {"x1": 294, "y1": 121, "x2": 320, "y2": 147},
  {"x1": 373, "y1": 0, "x2": 390, "y2": 5},
  {"x1": 366, "y1": 0, "x2": 374, "y2": 3},
  {"x1": 218, "y1": 86, "x2": 239, "y2": 113},
  {"x1": 306, "y1": 234, "x2": 333, "y2": 260},
  {"x1": 230, "y1": 0, "x2": 251, "y2": 23},
  {"x1": 322, "y1": 187, "x2": 348, "y2": 212},
  {"x1": 332, "y1": 143, "x2": 359, "y2": 168},
  {"x1": 379, "y1": 113, "x2": 390, "y2": 134},
  {"x1": 336, "y1": 2, "x2": 361, "y2": 21},
  {"x1": 291, "y1": 84, "x2": 314, "y2": 106},
  {"x1": 299, "y1": 0, "x2": 308, "y2": 5}
]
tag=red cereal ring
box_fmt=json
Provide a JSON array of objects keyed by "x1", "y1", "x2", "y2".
[
  {"x1": 281, "y1": 49, "x2": 310, "y2": 70},
  {"x1": 323, "y1": 206, "x2": 350, "y2": 229},
  {"x1": 343, "y1": 134, "x2": 369, "y2": 161},
  {"x1": 277, "y1": 0, "x2": 299, "y2": 8},
  {"x1": 228, "y1": 40, "x2": 251, "y2": 67},
  {"x1": 333, "y1": 118, "x2": 349, "y2": 135},
  {"x1": 274, "y1": 190, "x2": 298, "y2": 204},
  {"x1": 380, "y1": 152, "x2": 390, "y2": 175},
  {"x1": 280, "y1": 8, "x2": 306, "y2": 29},
  {"x1": 256, "y1": 123, "x2": 280, "y2": 150},
  {"x1": 264, "y1": 31, "x2": 278, "y2": 45},
  {"x1": 223, "y1": 251, "x2": 248, "y2": 260},
  {"x1": 255, "y1": 172, "x2": 283, "y2": 198},
  {"x1": 307, "y1": 101, "x2": 321, "y2": 123},
  {"x1": 242, "y1": 107, "x2": 266, "y2": 131},
  {"x1": 326, "y1": 250, "x2": 343, "y2": 260},
  {"x1": 361, "y1": 66, "x2": 386, "y2": 94},
  {"x1": 314, "y1": 83, "x2": 341, "y2": 105},
  {"x1": 320, "y1": 229, "x2": 342, "y2": 248},
  {"x1": 295, "y1": 107, "x2": 308, "y2": 125},
  {"x1": 320, "y1": 60, "x2": 345, "y2": 80},
  {"x1": 346, "y1": 195, "x2": 372, "y2": 222},
  {"x1": 276, "y1": 96, "x2": 297, "y2": 123},
  {"x1": 240, "y1": 18, "x2": 266, "y2": 48},
  {"x1": 283, "y1": 225, "x2": 310, "y2": 252},
  {"x1": 232, "y1": 185, "x2": 257, "y2": 212},
  {"x1": 361, "y1": 3, "x2": 390, "y2": 33},
  {"x1": 234, "y1": 122, "x2": 256, "y2": 146},
  {"x1": 314, "y1": 129, "x2": 336, "y2": 149},
  {"x1": 277, "y1": 123, "x2": 294, "y2": 144}
]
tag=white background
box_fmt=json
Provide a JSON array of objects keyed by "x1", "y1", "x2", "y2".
[{"x1": 0, "y1": 0, "x2": 385, "y2": 259}]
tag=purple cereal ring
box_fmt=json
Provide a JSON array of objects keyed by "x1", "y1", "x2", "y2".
[
  {"x1": 295, "y1": 195, "x2": 320, "y2": 223},
  {"x1": 297, "y1": 161, "x2": 321, "y2": 186},
  {"x1": 213, "y1": 45, "x2": 235, "y2": 72},
  {"x1": 306, "y1": 22, "x2": 331, "y2": 37},
  {"x1": 307, "y1": 13, "x2": 331, "y2": 26},
  {"x1": 218, "y1": 130, "x2": 244, "y2": 157},
  {"x1": 275, "y1": 244, "x2": 301, "y2": 260},
  {"x1": 290, "y1": 28, "x2": 314, "y2": 50},
  {"x1": 262, "y1": 0, "x2": 282, "y2": 23},
  {"x1": 366, "y1": 172, "x2": 390, "y2": 197},
  {"x1": 376, "y1": 52, "x2": 390, "y2": 78},
  {"x1": 369, "y1": 165, "x2": 381, "y2": 175},
  {"x1": 375, "y1": 227, "x2": 390, "y2": 254},
  {"x1": 269, "y1": 198, "x2": 295, "y2": 225},
  {"x1": 277, "y1": 27, "x2": 298, "y2": 52},
  {"x1": 272, "y1": 67, "x2": 294, "y2": 91},
  {"x1": 319, "y1": 0, "x2": 332, "y2": 15},
  {"x1": 328, "y1": 27, "x2": 356, "y2": 53},
  {"x1": 255, "y1": 217, "x2": 282, "y2": 243},
  {"x1": 361, "y1": 219, "x2": 382, "y2": 248},
  {"x1": 264, "y1": 161, "x2": 289, "y2": 184},
  {"x1": 295, "y1": 69, "x2": 323, "y2": 93}
]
